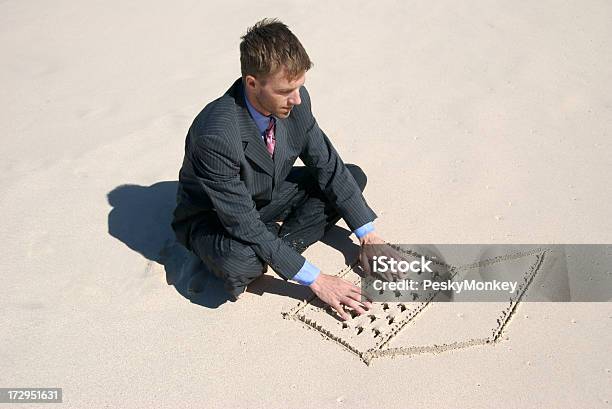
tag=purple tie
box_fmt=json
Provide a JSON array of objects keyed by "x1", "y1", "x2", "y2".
[{"x1": 264, "y1": 117, "x2": 276, "y2": 157}]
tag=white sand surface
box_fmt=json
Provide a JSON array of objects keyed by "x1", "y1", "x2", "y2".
[{"x1": 1, "y1": 1, "x2": 611, "y2": 407}]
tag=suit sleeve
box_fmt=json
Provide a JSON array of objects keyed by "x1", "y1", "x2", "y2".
[
  {"x1": 189, "y1": 133, "x2": 306, "y2": 280},
  {"x1": 298, "y1": 88, "x2": 377, "y2": 230}
]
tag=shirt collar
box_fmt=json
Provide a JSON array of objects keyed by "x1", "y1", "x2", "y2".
[{"x1": 243, "y1": 84, "x2": 275, "y2": 134}]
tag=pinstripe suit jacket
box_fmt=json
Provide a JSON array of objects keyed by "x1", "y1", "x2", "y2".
[{"x1": 172, "y1": 78, "x2": 377, "y2": 280}]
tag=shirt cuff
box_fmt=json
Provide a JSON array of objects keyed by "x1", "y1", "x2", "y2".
[
  {"x1": 353, "y1": 222, "x2": 375, "y2": 239},
  {"x1": 292, "y1": 260, "x2": 321, "y2": 286}
]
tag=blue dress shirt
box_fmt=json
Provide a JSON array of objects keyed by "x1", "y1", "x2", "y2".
[{"x1": 243, "y1": 87, "x2": 374, "y2": 285}]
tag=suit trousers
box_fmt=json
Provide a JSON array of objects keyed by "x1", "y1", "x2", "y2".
[{"x1": 189, "y1": 164, "x2": 368, "y2": 298}]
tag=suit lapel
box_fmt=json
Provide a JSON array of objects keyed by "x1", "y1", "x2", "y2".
[
  {"x1": 231, "y1": 79, "x2": 275, "y2": 177},
  {"x1": 239, "y1": 113, "x2": 275, "y2": 177},
  {"x1": 273, "y1": 118, "x2": 289, "y2": 187}
]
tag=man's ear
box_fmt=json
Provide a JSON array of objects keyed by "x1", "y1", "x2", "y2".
[{"x1": 244, "y1": 75, "x2": 257, "y2": 90}]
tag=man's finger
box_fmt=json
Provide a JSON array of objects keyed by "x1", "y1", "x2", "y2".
[
  {"x1": 346, "y1": 287, "x2": 373, "y2": 309},
  {"x1": 349, "y1": 285, "x2": 373, "y2": 301},
  {"x1": 347, "y1": 283, "x2": 372, "y2": 299},
  {"x1": 345, "y1": 282, "x2": 362, "y2": 293},
  {"x1": 342, "y1": 299, "x2": 366, "y2": 316},
  {"x1": 359, "y1": 248, "x2": 371, "y2": 275},
  {"x1": 343, "y1": 291, "x2": 372, "y2": 312},
  {"x1": 333, "y1": 303, "x2": 350, "y2": 321}
]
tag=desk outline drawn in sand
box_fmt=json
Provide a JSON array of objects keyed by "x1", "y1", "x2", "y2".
[{"x1": 283, "y1": 246, "x2": 548, "y2": 365}]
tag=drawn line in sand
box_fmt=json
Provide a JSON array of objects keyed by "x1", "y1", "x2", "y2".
[{"x1": 283, "y1": 247, "x2": 548, "y2": 365}]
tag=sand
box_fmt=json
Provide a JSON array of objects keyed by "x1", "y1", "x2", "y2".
[{"x1": 1, "y1": 0, "x2": 611, "y2": 407}]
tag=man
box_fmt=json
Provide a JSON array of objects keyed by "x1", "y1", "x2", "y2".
[{"x1": 172, "y1": 18, "x2": 388, "y2": 320}]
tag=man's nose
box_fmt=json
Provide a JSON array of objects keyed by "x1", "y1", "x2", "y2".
[{"x1": 288, "y1": 90, "x2": 301, "y2": 106}]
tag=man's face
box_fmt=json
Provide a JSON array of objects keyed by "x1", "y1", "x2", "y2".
[{"x1": 245, "y1": 68, "x2": 305, "y2": 119}]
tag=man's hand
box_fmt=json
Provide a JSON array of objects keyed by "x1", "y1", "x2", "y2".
[
  {"x1": 359, "y1": 231, "x2": 386, "y2": 246},
  {"x1": 358, "y1": 231, "x2": 412, "y2": 282},
  {"x1": 309, "y1": 273, "x2": 372, "y2": 321}
]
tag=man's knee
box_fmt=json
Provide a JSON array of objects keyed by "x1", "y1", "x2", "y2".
[
  {"x1": 214, "y1": 243, "x2": 264, "y2": 278},
  {"x1": 346, "y1": 164, "x2": 368, "y2": 192},
  {"x1": 205, "y1": 243, "x2": 265, "y2": 298},
  {"x1": 191, "y1": 231, "x2": 264, "y2": 281}
]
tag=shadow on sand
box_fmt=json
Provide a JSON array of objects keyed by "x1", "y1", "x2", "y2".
[{"x1": 107, "y1": 181, "x2": 359, "y2": 308}]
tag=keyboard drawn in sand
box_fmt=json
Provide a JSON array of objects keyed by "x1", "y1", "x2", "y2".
[{"x1": 283, "y1": 245, "x2": 548, "y2": 365}]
